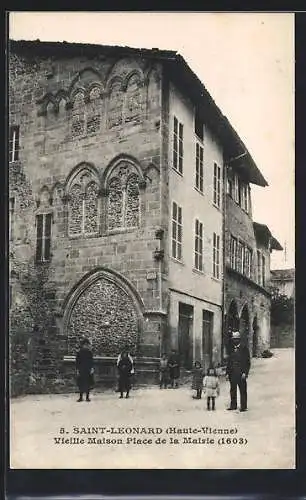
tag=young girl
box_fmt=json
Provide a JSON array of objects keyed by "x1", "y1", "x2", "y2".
[
  {"x1": 203, "y1": 366, "x2": 220, "y2": 410},
  {"x1": 159, "y1": 353, "x2": 169, "y2": 389},
  {"x1": 192, "y1": 361, "x2": 204, "y2": 399}
]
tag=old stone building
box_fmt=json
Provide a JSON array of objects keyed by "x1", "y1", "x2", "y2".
[
  {"x1": 270, "y1": 268, "x2": 295, "y2": 348},
  {"x1": 9, "y1": 39, "x2": 281, "y2": 393},
  {"x1": 224, "y1": 160, "x2": 283, "y2": 357}
]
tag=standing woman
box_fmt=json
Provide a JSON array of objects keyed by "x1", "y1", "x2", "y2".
[
  {"x1": 76, "y1": 338, "x2": 94, "y2": 402},
  {"x1": 117, "y1": 350, "x2": 134, "y2": 398},
  {"x1": 168, "y1": 349, "x2": 180, "y2": 388}
]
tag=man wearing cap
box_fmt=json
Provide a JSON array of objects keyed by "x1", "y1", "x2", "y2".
[{"x1": 226, "y1": 330, "x2": 250, "y2": 412}]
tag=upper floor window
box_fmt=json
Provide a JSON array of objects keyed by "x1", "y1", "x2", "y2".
[
  {"x1": 9, "y1": 197, "x2": 15, "y2": 241},
  {"x1": 173, "y1": 116, "x2": 183, "y2": 175},
  {"x1": 107, "y1": 162, "x2": 140, "y2": 231},
  {"x1": 124, "y1": 73, "x2": 142, "y2": 124},
  {"x1": 86, "y1": 87, "x2": 102, "y2": 134},
  {"x1": 9, "y1": 126, "x2": 20, "y2": 163},
  {"x1": 244, "y1": 246, "x2": 252, "y2": 278},
  {"x1": 172, "y1": 201, "x2": 182, "y2": 261},
  {"x1": 243, "y1": 184, "x2": 249, "y2": 212},
  {"x1": 234, "y1": 174, "x2": 239, "y2": 203},
  {"x1": 108, "y1": 80, "x2": 124, "y2": 129},
  {"x1": 230, "y1": 235, "x2": 238, "y2": 270},
  {"x1": 36, "y1": 213, "x2": 52, "y2": 262},
  {"x1": 71, "y1": 91, "x2": 86, "y2": 137},
  {"x1": 237, "y1": 240, "x2": 244, "y2": 274},
  {"x1": 213, "y1": 163, "x2": 221, "y2": 208},
  {"x1": 195, "y1": 143, "x2": 204, "y2": 193},
  {"x1": 70, "y1": 87, "x2": 103, "y2": 138},
  {"x1": 227, "y1": 167, "x2": 234, "y2": 197},
  {"x1": 230, "y1": 235, "x2": 252, "y2": 280},
  {"x1": 228, "y1": 171, "x2": 250, "y2": 214},
  {"x1": 262, "y1": 254, "x2": 266, "y2": 286},
  {"x1": 257, "y1": 250, "x2": 262, "y2": 285},
  {"x1": 194, "y1": 219, "x2": 203, "y2": 271},
  {"x1": 213, "y1": 232, "x2": 220, "y2": 279},
  {"x1": 68, "y1": 169, "x2": 100, "y2": 237}
]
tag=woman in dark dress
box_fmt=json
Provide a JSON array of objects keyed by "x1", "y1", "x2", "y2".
[
  {"x1": 117, "y1": 350, "x2": 133, "y2": 399},
  {"x1": 76, "y1": 338, "x2": 94, "y2": 402},
  {"x1": 168, "y1": 349, "x2": 180, "y2": 388}
]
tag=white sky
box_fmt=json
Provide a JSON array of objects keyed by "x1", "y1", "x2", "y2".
[{"x1": 9, "y1": 12, "x2": 295, "y2": 270}]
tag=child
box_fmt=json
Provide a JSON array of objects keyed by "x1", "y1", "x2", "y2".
[
  {"x1": 203, "y1": 366, "x2": 220, "y2": 410},
  {"x1": 192, "y1": 361, "x2": 204, "y2": 399},
  {"x1": 159, "y1": 353, "x2": 169, "y2": 389}
]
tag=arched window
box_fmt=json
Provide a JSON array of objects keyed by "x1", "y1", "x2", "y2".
[
  {"x1": 107, "y1": 162, "x2": 140, "y2": 231},
  {"x1": 108, "y1": 177, "x2": 123, "y2": 230},
  {"x1": 68, "y1": 184, "x2": 83, "y2": 235},
  {"x1": 86, "y1": 86, "x2": 102, "y2": 135},
  {"x1": 108, "y1": 80, "x2": 123, "y2": 129},
  {"x1": 84, "y1": 181, "x2": 99, "y2": 234},
  {"x1": 71, "y1": 91, "x2": 85, "y2": 137},
  {"x1": 126, "y1": 173, "x2": 140, "y2": 227},
  {"x1": 67, "y1": 168, "x2": 100, "y2": 237},
  {"x1": 124, "y1": 74, "x2": 142, "y2": 123}
]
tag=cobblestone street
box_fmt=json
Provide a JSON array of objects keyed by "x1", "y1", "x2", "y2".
[{"x1": 10, "y1": 348, "x2": 295, "y2": 469}]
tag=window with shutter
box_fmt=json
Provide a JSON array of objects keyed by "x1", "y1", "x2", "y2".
[
  {"x1": 194, "y1": 219, "x2": 203, "y2": 271},
  {"x1": 213, "y1": 163, "x2": 221, "y2": 208},
  {"x1": 173, "y1": 116, "x2": 184, "y2": 175},
  {"x1": 36, "y1": 213, "x2": 52, "y2": 262},
  {"x1": 9, "y1": 126, "x2": 20, "y2": 162},
  {"x1": 213, "y1": 232, "x2": 220, "y2": 279},
  {"x1": 172, "y1": 201, "x2": 183, "y2": 261},
  {"x1": 195, "y1": 143, "x2": 204, "y2": 193}
]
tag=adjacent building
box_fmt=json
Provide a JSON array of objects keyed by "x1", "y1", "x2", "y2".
[
  {"x1": 270, "y1": 268, "x2": 295, "y2": 348},
  {"x1": 9, "y1": 40, "x2": 282, "y2": 392},
  {"x1": 224, "y1": 163, "x2": 283, "y2": 357},
  {"x1": 270, "y1": 268, "x2": 295, "y2": 299}
]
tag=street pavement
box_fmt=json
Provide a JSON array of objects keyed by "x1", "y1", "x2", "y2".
[{"x1": 10, "y1": 348, "x2": 295, "y2": 469}]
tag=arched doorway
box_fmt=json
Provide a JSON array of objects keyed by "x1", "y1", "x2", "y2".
[
  {"x1": 63, "y1": 269, "x2": 143, "y2": 357},
  {"x1": 252, "y1": 316, "x2": 258, "y2": 357},
  {"x1": 240, "y1": 305, "x2": 250, "y2": 347}
]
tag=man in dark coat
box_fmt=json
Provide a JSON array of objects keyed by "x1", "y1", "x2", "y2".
[
  {"x1": 168, "y1": 349, "x2": 180, "y2": 388},
  {"x1": 117, "y1": 350, "x2": 133, "y2": 398},
  {"x1": 76, "y1": 338, "x2": 94, "y2": 402},
  {"x1": 226, "y1": 330, "x2": 250, "y2": 412}
]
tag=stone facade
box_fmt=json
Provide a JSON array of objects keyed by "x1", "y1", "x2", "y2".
[
  {"x1": 9, "y1": 42, "x2": 165, "y2": 394},
  {"x1": 9, "y1": 40, "x2": 280, "y2": 395}
]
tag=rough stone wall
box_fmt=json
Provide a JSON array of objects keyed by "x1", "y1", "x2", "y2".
[
  {"x1": 9, "y1": 46, "x2": 165, "y2": 393},
  {"x1": 225, "y1": 275, "x2": 271, "y2": 354},
  {"x1": 270, "y1": 324, "x2": 294, "y2": 348}
]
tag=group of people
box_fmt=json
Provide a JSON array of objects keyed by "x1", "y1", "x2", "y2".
[
  {"x1": 76, "y1": 340, "x2": 134, "y2": 401},
  {"x1": 75, "y1": 330, "x2": 251, "y2": 412}
]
